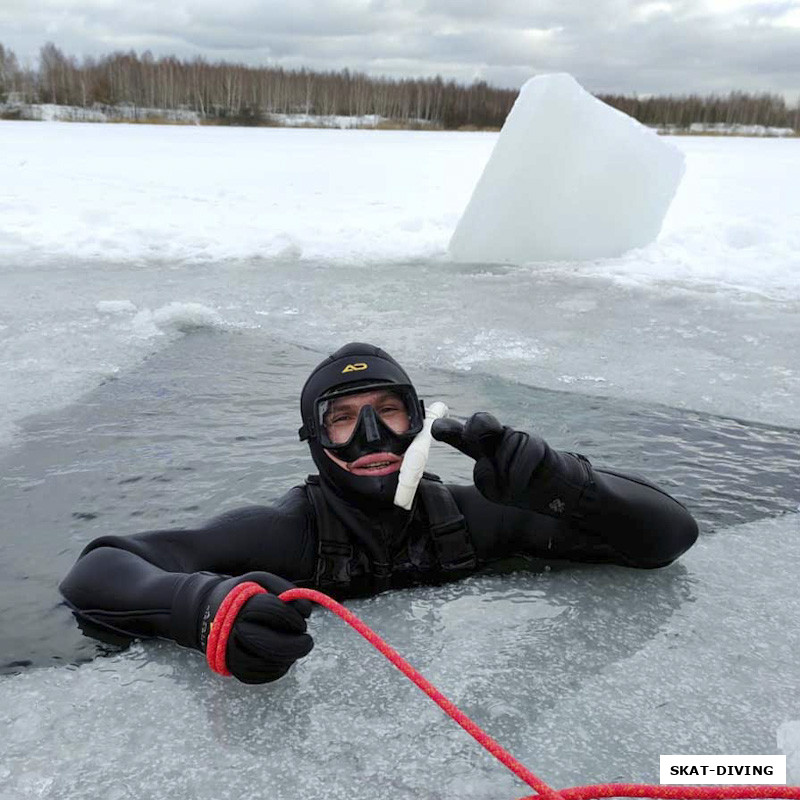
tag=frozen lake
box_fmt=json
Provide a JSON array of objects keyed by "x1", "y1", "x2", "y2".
[{"x1": 0, "y1": 122, "x2": 798, "y2": 797}]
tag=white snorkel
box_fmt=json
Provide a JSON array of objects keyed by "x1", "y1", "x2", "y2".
[{"x1": 393, "y1": 401, "x2": 448, "y2": 510}]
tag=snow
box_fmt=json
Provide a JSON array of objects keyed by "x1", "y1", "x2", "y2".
[
  {"x1": 270, "y1": 112, "x2": 398, "y2": 128},
  {"x1": 95, "y1": 299, "x2": 138, "y2": 315},
  {"x1": 688, "y1": 122, "x2": 796, "y2": 137},
  {"x1": 0, "y1": 102, "x2": 402, "y2": 129},
  {"x1": 449, "y1": 74, "x2": 685, "y2": 263},
  {"x1": 130, "y1": 301, "x2": 229, "y2": 336},
  {"x1": 0, "y1": 121, "x2": 473, "y2": 265},
  {"x1": 2, "y1": 102, "x2": 201, "y2": 123}
]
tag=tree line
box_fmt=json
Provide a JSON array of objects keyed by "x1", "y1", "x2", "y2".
[
  {"x1": 600, "y1": 92, "x2": 797, "y2": 130},
  {"x1": 1, "y1": 42, "x2": 797, "y2": 131}
]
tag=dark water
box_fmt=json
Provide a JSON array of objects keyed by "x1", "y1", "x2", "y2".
[{"x1": 1, "y1": 330, "x2": 799, "y2": 674}]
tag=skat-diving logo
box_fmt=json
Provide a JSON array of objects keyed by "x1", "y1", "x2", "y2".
[{"x1": 341, "y1": 363, "x2": 368, "y2": 373}]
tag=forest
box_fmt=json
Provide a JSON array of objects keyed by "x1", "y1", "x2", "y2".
[{"x1": 1, "y1": 42, "x2": 797, "y2": 131}]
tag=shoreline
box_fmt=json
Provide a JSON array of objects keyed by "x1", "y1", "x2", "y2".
[{"x1": 1, "y1": 104, "x2": 797, "y2": 136}]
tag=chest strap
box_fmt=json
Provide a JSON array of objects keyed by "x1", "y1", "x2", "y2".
[
  {"x1": 305, "y1": 474, "x2": 476, "y2": 590},
  {"x1": 419, "y1": 477, "x2": 477, "y2": 572},
  {"x1": 305, "y1": 476, "x2": 357, "y2": 589}
]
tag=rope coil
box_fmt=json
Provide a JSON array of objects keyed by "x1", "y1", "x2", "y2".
[
  {"x1": 205, "y1": 581, "x2": 266, "y2": 676},
  {"x1": 208, "y1": 582, "x2": 800, "y2": 800}
]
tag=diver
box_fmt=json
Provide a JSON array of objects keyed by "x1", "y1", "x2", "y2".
[{"x1": 60, "y1": 342, "x2": 698, "y2": 684}]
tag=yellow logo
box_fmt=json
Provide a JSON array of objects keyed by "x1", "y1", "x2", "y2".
[{"x1": 342, "y1": 362, "x2": 368, "y2": 373}]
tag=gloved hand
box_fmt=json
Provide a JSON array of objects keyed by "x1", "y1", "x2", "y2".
[
  {"x1": 432, "y1": 412, "x2": 592, "y2": 516},
  {"x1": 197, "y1": 571, "x2": 314, "y2": 684}
]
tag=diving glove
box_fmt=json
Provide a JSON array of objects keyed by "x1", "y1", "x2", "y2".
[
  {"x1": 432, "y1": 412, "x2": 593, "y2": 517},
  {"x1": 173, "y1": 571, "x2": 313, "y2": 684}
]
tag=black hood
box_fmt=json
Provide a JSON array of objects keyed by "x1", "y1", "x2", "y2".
[{"x1": 299, "y1": 343, "x2": 423, "y2": 508}]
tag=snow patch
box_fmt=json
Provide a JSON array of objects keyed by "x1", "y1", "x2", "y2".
[
  {"x1": 131, "y1": 302, "x2": 226, "y2": 338},
  {"x1": 95, "y1": 300, "x2": 137, "y2": 315},
  {"x1": 452, "y1": 330, "x2": 547, "y2": 371},
  {"x1": 558, "y1": 375, "x2": 608, "y2": 385}
]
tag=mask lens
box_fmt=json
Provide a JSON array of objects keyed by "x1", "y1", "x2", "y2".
[{"x1": 315, "y1": 384, "x2": 421, "y2": 450}]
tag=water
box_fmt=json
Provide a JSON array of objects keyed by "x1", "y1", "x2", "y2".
[{"x1": 2, "y1": 329, "x2": 799, "y2": 677}]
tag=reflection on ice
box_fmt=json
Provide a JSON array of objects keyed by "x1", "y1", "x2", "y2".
[{"x1": 2, "y1": 513, "x2": 797, "y2": 799}]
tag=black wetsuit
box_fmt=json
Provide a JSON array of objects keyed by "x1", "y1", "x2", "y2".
[{"x1": 60, "y1": 460, "x2": 698, "y2": 647}]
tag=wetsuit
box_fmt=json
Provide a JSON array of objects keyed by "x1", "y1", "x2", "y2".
[
  {"x1": 60, "y1": 463, "x2": 698, "y2": 646},
  {"x1": 59, "y1": 341, "x2": 699, "y2": 683}
]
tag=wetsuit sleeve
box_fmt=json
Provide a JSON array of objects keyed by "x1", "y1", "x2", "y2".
[
  {"x1": 448, "y1": 461, "x2": 698, "y2": 569},
  {"x1": 59, "y1": 487, "x2": 318, "y2": 645}
]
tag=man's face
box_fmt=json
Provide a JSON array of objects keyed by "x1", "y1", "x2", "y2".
[{"x1": 322, "y1": 388, "x2": 410, "y2": 477}]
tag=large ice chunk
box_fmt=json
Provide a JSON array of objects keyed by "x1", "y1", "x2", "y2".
[{"x1": 449, "y1": 73, "x2": 685, "y2": 263}]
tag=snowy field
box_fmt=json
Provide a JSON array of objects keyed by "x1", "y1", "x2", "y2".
[{"x1": 1, "y1": 120, "x2": 799, "y2": 798}]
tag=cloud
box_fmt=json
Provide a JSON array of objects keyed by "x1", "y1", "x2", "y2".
[{"x1": 2, "y1": 0, "x2": 798, "y2": 100}]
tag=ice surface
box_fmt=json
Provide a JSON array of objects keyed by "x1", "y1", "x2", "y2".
[
  {"x1": 1, "y1": 122, "x2": 798, "y2": 437},
  {"x1": 3, "y1": 248, "x2": 798, "y2": 457},
  {"x1": 449, "y1": 74, "x2": 685, "y2": 263},
  {"x1": 1, "y1": 513, "x2": 798, "y2": 799},
  {"x1": 778, "y1": 721, "x2": 800, "y2": 783}
]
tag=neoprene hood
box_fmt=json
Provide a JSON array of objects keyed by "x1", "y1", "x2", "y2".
[{"x1": 299, "y1": 343, "x2": 424, "y2": 506}]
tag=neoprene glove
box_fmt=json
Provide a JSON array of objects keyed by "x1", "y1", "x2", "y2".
[
  {"x1": 173, "y1": 570, "x2": 313, "y2": 684},
  {"x1": 431, "y1": 412, "x2": 593, "y2": 517}
]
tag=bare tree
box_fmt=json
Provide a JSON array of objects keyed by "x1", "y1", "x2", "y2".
[{"x1": 0, "y1": 43, "x2": 20, "y2": 101}]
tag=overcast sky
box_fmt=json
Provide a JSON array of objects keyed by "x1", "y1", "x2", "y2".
[{"x1": 2, "y1": 0, "x2": 799, "y2": 101}]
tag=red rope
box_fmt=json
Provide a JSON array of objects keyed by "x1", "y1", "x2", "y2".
[
  {"x1": 207, "y1": 582, "x2": 800, "y2": 800},
  {"x1": 205, "y1": 581, "x2": 265, "y2": 676},
  {"x1": 555, "y1": 787, "x2": 800, "y2": 800}
]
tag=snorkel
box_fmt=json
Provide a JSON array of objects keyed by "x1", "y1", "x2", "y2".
[{"x1": 393, "y1": 401, "x2": 448, "y2": 510}]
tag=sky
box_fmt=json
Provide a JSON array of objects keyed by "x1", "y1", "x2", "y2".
[{"x1": 2, "y1": 0, "x2": 799, "y2": 101}]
